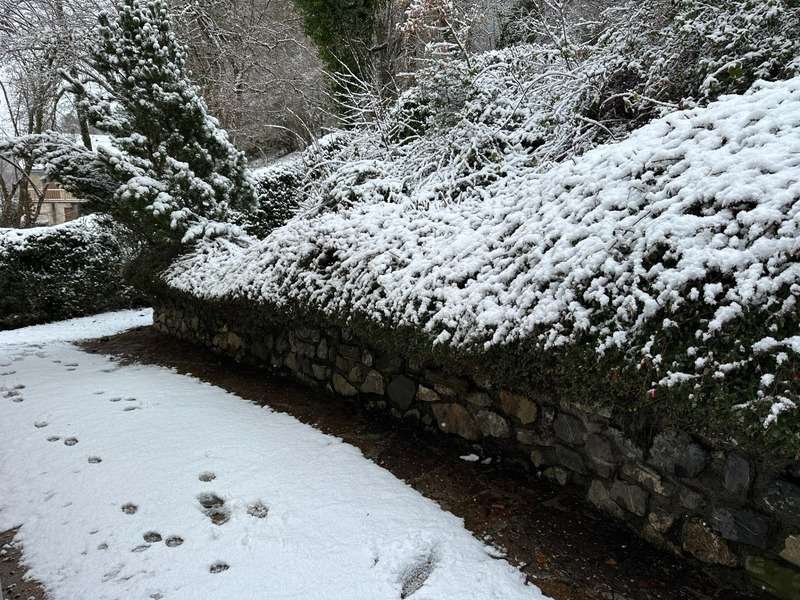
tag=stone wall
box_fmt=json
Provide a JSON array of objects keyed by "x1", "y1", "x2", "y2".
[{"x1": 153, "y1": 299, "x2": 800, "y2": 599}]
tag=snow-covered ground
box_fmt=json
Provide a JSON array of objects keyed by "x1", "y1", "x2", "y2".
[{"x1": 0, "y1": 310, "x2": 544, "y2": 600}]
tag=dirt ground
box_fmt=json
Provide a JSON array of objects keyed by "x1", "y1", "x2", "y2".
[
  {"x1": 1, "y1": 325, "x2": 771, "y2": 600},
  {"x1": 1, "y1": 529, "x2": 45, "y2": 600}
]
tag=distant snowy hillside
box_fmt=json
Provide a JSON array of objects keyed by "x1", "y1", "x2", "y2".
[{"x1": 165, "y1": 76, "x2": 800, "y2": 431}]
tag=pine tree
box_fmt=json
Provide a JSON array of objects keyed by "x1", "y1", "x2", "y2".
[
  {"x1": 4, "y1": 0, "x2": 256, "y2": 244},
  {"x1": 85, "y1": 0, "x2": 257, "y2": 241}
]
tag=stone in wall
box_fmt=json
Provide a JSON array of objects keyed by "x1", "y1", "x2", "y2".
[
  {"x1": 332, "y1": 373, "x2": 358, "y2": 397},
  {"x1": 431, "y1": 403, "x2": 481, "y2": 441},
  {"x1": 498, "y1": 390, "x2": 538, "y2": 425},
  {"x1": 649, "y1": 430, "x2": 708, "y2": 478},
  {"x1": 587, "y1": 479, "x2": 625, "y2": 520},
  {"x1": 475, "y1": 410, "x2": 510, "y2": 438},
  {"x1": 387, "y1": 375, "x2": 416, "y2": 410},
  {"x1": 553, "y1": 412, "x2": 587, "y2": 446},
  {"x1": 780, "y1": 535, "x2": 800, "y2": 568},
  {"x1": 416, "y1": 385, "x2": 440, "y2": 403},
  {"x1": 710, "y1": 508, "x2": 770, "y2": 549},
  {"x1": 682, "y1": 519, "x2": 738, "y2": 567},
  {"x1": 610, "y1": 479, "x2": 648, "y2": 517},
  {"x1": 723, "y1": 453, "x2": 753, "y2": 498},
  {"x1": 759, "y1": 479, "x2": 800, "y2": 528},
  {"x1": 360, "y1": 370, "x2": 385, "y2": 395}
]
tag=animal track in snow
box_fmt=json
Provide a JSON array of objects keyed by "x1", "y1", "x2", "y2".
[
  {"x1": 197, "y1": 493, "x2": 230, "y2": 525},
  {"x1": 132, "y1": 544, "x2": 150, "y2": 553},
  {"x1": 109, "y1": 397, "x2": 122, "y2": 402},
  {"x1": 143, "y1": 532, "x2": 162, "y2": 543},
  {"x1": 399, "y1": 551, "x2": 438, "y2": 598},
  {"x1": 47, "y1": 436, "x2": 60, "y2": 442},
  {"x1": 4, "y1": 389, "x2": 23, "y2": 401},
  {"x1": 123, "y1": 406, "x2": 141, "y2": 412},
  {"x1": 34, "y1": 421, "x2": 48, "y2": 428},
  {"x1": 165, "y1": 536, "x2": 184, "y2": 548},
  {"x1": 209, "y1": 561, "x2": 230, "y2": 574},
  {"x1": 64, "y1": 437, "x2": 79, "y2": 446},
  {"x1": 246, "y1": 501, "x2": 269, "y2": 519},
  {"x1": 121, "y1": 503, "x2": 138, "y2": 515},
  {"x1": 198, "y1": 471, "x2": 216, "y2": 482},
  {"x1": 88, "y1": 456, "x2": 103, "y2": 464}
]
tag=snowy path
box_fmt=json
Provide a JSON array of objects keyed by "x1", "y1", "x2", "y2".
[{"x1": 0, "y1": 310, "x2": 546, "y2": 600}]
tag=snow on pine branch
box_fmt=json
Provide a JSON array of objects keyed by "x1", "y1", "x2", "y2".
[{"x1": 166, "y1": 76, "x2": 800, "y2": 428}]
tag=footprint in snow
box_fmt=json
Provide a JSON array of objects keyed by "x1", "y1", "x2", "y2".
[
  {"x1": 197, "y1": 493, "x2": 230, "y2": 525},
  {"x1": 88, "y1": 456, "x2": 103, "y2": 464},
  {"x1": 64, "y1": 363, "x2": 79, "y2": 367},
  {"x1": 64, "y1": 437, "x2": 79, "y2": 446},
  {"x1": 143, "y1": 532, "x2": 162, "y2": 543},
  {"x1": 47, "y1": 436, "x2": 61, "y2": 442},
  {"x1": 247, "y1": 501, "x2": 269, "y2": 519},
  {"x1": 121, "y1": 503, "x2": 138, "y2": 515},
  {"x1": 123, "y1": 406, "x2": 141, "y2": 412},
  {"x1": 132, "y1": 544, "x2": 150, "y2": 553},
  {"x1": 198, "y1": 471, "x2": 216, "y2": 482},
  {"x1": 209, "y1": 561, "x2": 230, "y2": 574},
  {"x1": 399, "y1": 551, "x2": 438, "y2": 599},
  {"x1": 165, "y1": 536, "x2": 184, "y2": 548},
  {"x1": 34, "y1": 421, "x2": 48, "y2": 429},
  {"x1": 0, "y1": 371, "x2": 16, "y2": 376},
  {"x1": 4, "y1": 389, "x2": 22, "y2": 401},
  {"x1": 109, "y1": 397, "x2": 123, "y2": 403}
]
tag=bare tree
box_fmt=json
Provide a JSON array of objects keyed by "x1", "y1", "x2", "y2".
[
  {"x1": 0, "y1": 0, "x2": 109, "y2": 226},
  {"x1": 172, "y1": 0, "x2": 328, "y2": 158}
]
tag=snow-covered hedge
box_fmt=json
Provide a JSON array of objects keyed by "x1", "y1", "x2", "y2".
[
  {"x1": 300, "y1": 0, "x2": 800, "y2": 213},
  {"x1": 234, "y1": 155, "x2": 305, "y2": 238},
  {"x1": 232, "y1": 134, "x2": 358, "y2": 237},
  {"x1": 0, "y1": 215, "x2": 142, "y2": 329},
  {"x1": 165, "y1": 77, "x2": 800, "y2": 446}
]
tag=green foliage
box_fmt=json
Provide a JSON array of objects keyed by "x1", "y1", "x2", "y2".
[
  {"x1": 0, "y1": 216, "x2": 144, "y2": 330},
  {"x1": 233, "y1": 159, "x2": 305, "y2": 238},
  {"x1": 291, "y1": 0, "x2": 378, "y2": 74}
]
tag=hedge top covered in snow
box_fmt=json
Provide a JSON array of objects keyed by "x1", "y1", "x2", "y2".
[
  {"x1": 165, "y1": 76, "x2": 800, "y2": 430},
  {"x1": 0, "y1": 214, "x2": 111, "y2": 257}
]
